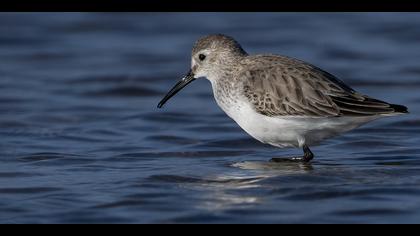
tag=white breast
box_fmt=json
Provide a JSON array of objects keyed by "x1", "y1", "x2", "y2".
[
  {"x1": 215, "y1": 98, "x2": 302, "y2": 147},
  {"x1": 212, "y1": 90, "x2": 379, "y2": 148},
  {"x1": 208, "y1": 76, "x2": 381, "y2": 148}
]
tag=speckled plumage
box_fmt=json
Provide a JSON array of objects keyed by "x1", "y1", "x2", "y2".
[
  {"x1": 190, "y1": 35, "x2": 404, "y2": 118},
  {"x1": 238, "y1": 55, "x2": 400, "y2": 117}
]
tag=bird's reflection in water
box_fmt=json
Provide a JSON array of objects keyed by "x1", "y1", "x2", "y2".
[
  {"x1": 191, "y1": 160, "x2": 313, "y2": 211},
  {"x1": 232, "y1": 160, "x2": 314, "y2": 173},
  {"x1": 194, "y1": 175, "x2": 263, "y2": 211}
]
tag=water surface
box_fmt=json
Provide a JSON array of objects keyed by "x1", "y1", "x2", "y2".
[{"x1": 0, "y1": 13, "x2": 419, "y2": 223}]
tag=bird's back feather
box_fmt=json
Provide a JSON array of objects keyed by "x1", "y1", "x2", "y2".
[{"x1": 240, "y1": 55, "x2": 408, "y2": 117}]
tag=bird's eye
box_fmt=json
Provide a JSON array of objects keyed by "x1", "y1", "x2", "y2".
[{"x1": 199, "y1": 54, "x2": 206, "y2": 61}]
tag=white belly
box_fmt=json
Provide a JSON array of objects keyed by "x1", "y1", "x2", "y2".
[{"x1": 216, "y1": 99, "x2": 380, "y2": 148}]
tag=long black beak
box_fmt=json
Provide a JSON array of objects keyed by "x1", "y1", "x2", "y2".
[{"x1": 157, "y1": 70, "x2": 196, "y2": 108}]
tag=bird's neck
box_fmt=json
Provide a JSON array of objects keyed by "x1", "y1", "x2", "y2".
[{"x1": 208, "y1": 72, "x2": 242, "y2": 111}]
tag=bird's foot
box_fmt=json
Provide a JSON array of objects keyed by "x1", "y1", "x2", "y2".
[
  {"x1": 270, "y1": 145, "x2": 314, "y2": 163},
  {"x1": 270, "y1": 156, "x2": 310, "y2": 163}
]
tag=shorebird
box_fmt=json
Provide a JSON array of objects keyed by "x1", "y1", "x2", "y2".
[{"x1": 157, "y1": 34, "x2": 408, "y2": 162}]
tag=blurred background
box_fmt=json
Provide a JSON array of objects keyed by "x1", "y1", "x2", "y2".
[{"x1": 0, "y1": 13, "x2": 419, "y2": 223}]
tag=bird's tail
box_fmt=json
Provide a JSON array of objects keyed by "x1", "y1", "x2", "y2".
[{"x1": 389, "y1": 103, "x2": 409, "y2": 114}]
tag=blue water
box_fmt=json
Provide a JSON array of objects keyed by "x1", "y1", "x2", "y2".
[{"x1": 0, "y1": 13, "x2": 420, "y2": 223}]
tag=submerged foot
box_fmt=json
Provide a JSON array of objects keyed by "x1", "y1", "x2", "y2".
[
  {"x1": 270, "y1": 156, "x2": 309, "y2": 163},
  {"x1": 270, "y1": 145, "x2": 314, "y2": 163}
]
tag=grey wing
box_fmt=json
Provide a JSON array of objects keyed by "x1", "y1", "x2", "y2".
[{"x1": 242, "y1": 63, "x2": 401, "y2": 117}]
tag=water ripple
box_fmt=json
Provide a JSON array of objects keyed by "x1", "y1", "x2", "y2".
[{"x1": 1, "y1": 12, "x2": 419, "y2": 223}]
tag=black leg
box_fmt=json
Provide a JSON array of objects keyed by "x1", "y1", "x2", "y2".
[
  {"x1": 270, "y1": 145, "x2": 314, "y2": 163},
  {"x1": 302, "y1": 145, "x2": 314, "y2": 162}
]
